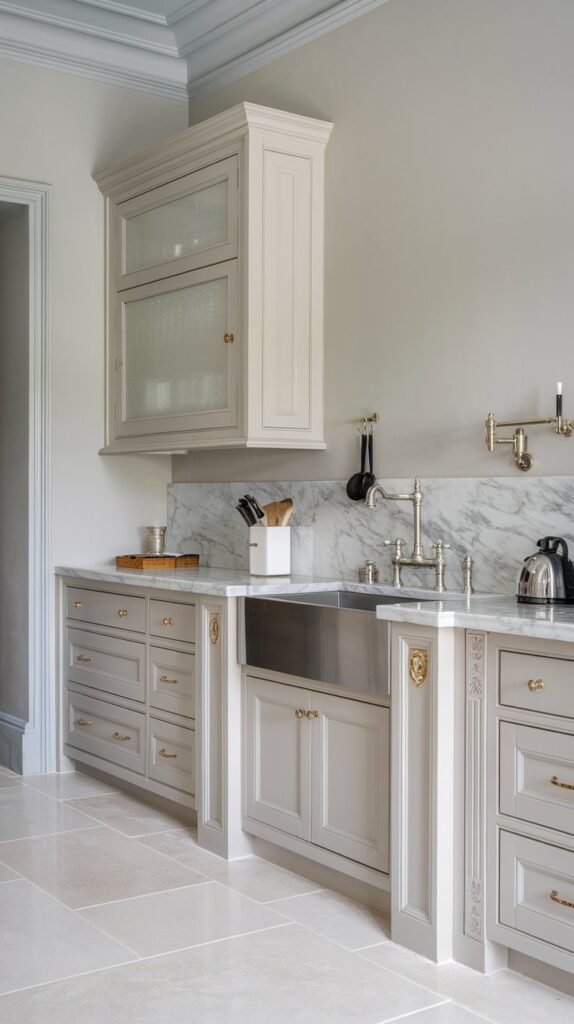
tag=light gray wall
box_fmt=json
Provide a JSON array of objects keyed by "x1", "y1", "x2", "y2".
[
  {"x1": 173, "y1": 0, "x2": 574, "y2": 483},
  {"x1": 0, "y1": 205, "x2": 29, "y2": 723}
]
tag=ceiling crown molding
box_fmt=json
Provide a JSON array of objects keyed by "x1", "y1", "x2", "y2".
[{"x1": 0, "y1": 0, "x2": 388, "y2": 101}]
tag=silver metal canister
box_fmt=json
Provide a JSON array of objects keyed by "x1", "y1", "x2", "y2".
[
  {"x1": 146, "y1": 526, "x2": 167, "y2": 556},
  {"x1": 358, "y1": 559, "x2": 379, "y2": 584}
]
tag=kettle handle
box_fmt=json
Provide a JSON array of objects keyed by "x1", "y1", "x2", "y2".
[{"x1": 537, "y1": 536, "x2": 570, "y2": 560}]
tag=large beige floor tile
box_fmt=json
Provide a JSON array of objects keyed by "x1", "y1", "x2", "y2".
[
  {"x1": 269, "y1": 888, "x2": 390, "y2": 950},
  {"x1": 400, "y1": 1006, "x2": 492, "y2": 1023},
  {"x1": 0, "y1": 826, "x2": 207, "y2": 908},
  {"x1": 65, "y1": 791, "x2": 190, "y2": 836},
  {"x1": 0, "y1": 879, "x2": 136, "y2": 995},
  {"x1": 0, "y1": 786, "x2": 95, "y2": 841},
  {"x1": 137, "y1": 826, "x2": 226, "y2": 871},
  {"x1": 0, "y1": 775, "x2": 24, "y2": 788},
  {"x1": 24, "y1": 772, "x2": 116, "y2": 800},
  {"x1": 360, "y1": 942, "x2": 574, "y2": 1024},
  {"x1": 0, "y1": 863, "x2": 20, "y2": 883},
  {"x1": 80, "y1": 880, "x2": 286, "y2": 955},
  {"x1": 0, "y1": 923, "x2": 444, "y2": 1023},
  {"x1": 198, "y1": 855, "x2": 323, "y2": 902}
]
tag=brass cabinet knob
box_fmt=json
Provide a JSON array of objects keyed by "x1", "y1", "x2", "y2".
[
  {"x1": 112, "y1": 731, "x2": 131, "y2": 742},
  {"x1": 294, "y1": 708, "x2": 305, "y2": 719},
  {"x1": 305, "y1": 710, "x2": 319, "y2": 720},
  {"x1": 76, "y1": 718, "x2": 92, "y2": 727},
  {"x1": 159, "y1": 675, "x2": 178, "y2": 685},
  {"x1": 162, "y1": 617, "x2": 173, "y2": 626},
  {"x1": 118, "y1": 609, "x2": 128, "y2": 618},
  {"x1": 159, "y1": 748, "x2": 177, "y2": 760},
  {"x1": 223, "y1": 332, "x2": 234, "y2": 343},
  {"x1": 527, "y1": 678, "x2": 545, "y2": 692},
  {"x1": 74, "y1": 601, "x2": 82, "y2": 609}
]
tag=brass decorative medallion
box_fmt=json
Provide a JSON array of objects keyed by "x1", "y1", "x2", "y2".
[
  {"x1": 209, "y1": 615, "x2": 220, "y2": 645},
  {"x1": 409, "y1": 648, "x2": 428, "y2": 687}
]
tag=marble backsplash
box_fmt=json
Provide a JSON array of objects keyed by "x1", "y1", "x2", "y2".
[{"x1": 167, "y1": 476, "x2": 574, "y2": 595}]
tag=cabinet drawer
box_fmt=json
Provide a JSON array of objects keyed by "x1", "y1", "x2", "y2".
[
  {"x1": 149, "y1": 599, "x2": 195, "y2": 643},
  {"x1": 66, "y1": 690, "x2": 145, "y2": 774},
  {"x1": 499, "y1": 651, "x2": 574, "y2": 718},
  {"x1": 148, "y1": 717, "x2": 195, "y2": 794},
  {"x1": 500, "y1": 722, "x2": 574, "y2": 834},
  {"x1": 67, "y1": 587, "x2": 145, "y2": 633},
  {"x1": 67, "y1": 628, "x2": 145, "y2": 703},
  {"x1": 500, "y1": 831, "x2": 574, "y2": 953},
  {"x1": 149, "y1": 646, "x2": 195, "y2": 718}
]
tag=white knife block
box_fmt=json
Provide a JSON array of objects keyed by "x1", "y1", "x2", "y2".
[{"x1": 249, "y1": 526, "x2": 291, "y2": 576}]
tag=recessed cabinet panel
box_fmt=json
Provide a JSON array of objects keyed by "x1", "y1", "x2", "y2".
[
  {"x1": 116, "y1": 157, "x2": 238, "y2": 290},
  {"x1": 149, "y1": 646, "x2": 195, "y2": 718},
  {"x1": 499, "y1": 651, "x2": 574, "y2": 719},
  {"x1": 244, "y1": 675, "x2": 312, "y2": 839},
  {"x1": 116, "y1": 263, "x2": 239, "y2": 438},
  {"x1": 261, "y1": 151, "x2": 312, "y2": 431},
  {"x1": 67, "y1": 627, "x2": 145, "y2": 703},
  {"x1": 499, "y1": 831, "x2": 574, "y2": 954},
  {"x1": 311, "y1": 694, "x2": 389, "y2": 871}
]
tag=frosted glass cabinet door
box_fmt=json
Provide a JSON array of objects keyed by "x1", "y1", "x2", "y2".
[
  {"x1": 115, "y1": 263, "x2": 239, "y2": 439},
  {"x1": 115, "y1": 157, "x2": 238, "y2": 290}
]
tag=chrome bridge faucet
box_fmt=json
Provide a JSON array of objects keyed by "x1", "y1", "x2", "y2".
[{"x1": 365, "y1": 477, "x2": 449, "y2": 591}]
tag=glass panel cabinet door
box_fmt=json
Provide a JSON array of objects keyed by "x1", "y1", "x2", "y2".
[
  {"x1": 115, "y1": 262, "x2": 239, "y2": 438},
  {"x1": 115, "y1": 156, "x2": 238, "y2": 290}
]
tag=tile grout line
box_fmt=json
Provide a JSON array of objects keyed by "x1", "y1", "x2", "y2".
[
  {"x1": 374, "y1": 999, "x2": 453, "y2": 1024},
  {"x1": 262, "y1": 887, "x2": 328, "y2": 903},
  {"x1": 0, "y1": 824, "x2": 101, "y2": 846},
  {"x1": 75, "y1": 879, "x2": 216, "y2": 911}
]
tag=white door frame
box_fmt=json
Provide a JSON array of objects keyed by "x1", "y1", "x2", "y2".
[{"x1": 0, "y1": 177, "x2": 51, "y2": 773}]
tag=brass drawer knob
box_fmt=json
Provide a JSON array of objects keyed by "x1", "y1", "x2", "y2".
[
  {"x1": 305, "y1": 710, "x2": 319, "y2": 720},
  {"x1": 550, "y1": 775, "x2": 574, "y2": 791},
  {"x1": 159, "y1": 675, "x2": 178, "y2": 685},
  {"x1": 112, "y1": 731, "x2": 131, "y2": 742},
  {"x1": 76, "y1": 654, "x2": 93, "y2": 663},
  {"x1": 223, "y1": 332, "x2": 234, "y2": 343},
  {"x1": 76, "y1": 718, "x2": 92, "y2": 727},
  {"x1": 162, "y1": 617, "x2": 173, "y2": 626},
  {"x1": 118, "y1": 609, "x2": 128, "y2": 618},
  {"x1": 159, "y1": 748, "x2": 177, "y2": 760},
  {"x1": 294, "y1": 708, "x2": 305, "y2": 719},
  {"x1": 527, "y1": 678, "x2": 545, "y2": 692},
  {"x1": 73, "y1": 601, "x2": 82, "y2": 609},
  {"x1": 550, "y1": 889, "x2": 574, "y2": 910}
]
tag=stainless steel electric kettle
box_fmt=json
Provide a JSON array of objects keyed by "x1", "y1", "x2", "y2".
[{"x1": 517, "y1": 536, "x2": 574, "y2": 604}]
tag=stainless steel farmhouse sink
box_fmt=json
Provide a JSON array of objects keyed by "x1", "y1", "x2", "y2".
[{"x1": 238, "y1": 590, "x2": 431, "y2": 699}]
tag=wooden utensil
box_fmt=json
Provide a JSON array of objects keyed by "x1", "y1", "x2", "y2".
[{"x1": 261, "y1": 499, "x2": 293, "y2": 526}]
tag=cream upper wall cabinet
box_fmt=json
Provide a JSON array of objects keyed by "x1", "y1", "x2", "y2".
[{"x1": 95, "y1": 103, "x2": 333, "y2": 453}]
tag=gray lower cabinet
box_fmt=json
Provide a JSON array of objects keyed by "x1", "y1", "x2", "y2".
[
  {"x1": 243, "y1": 674, "x2": 389, "y2": 872},
  {"x1": 63, "y1": 581, "x2": 196, "y2": 809}
]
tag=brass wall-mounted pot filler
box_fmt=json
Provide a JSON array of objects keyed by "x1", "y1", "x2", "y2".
[{"x1": 486, "y1": 382, "x2": 574, "y2": 471}]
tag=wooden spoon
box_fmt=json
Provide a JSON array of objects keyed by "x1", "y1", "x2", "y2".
[{"x1": 261, "y1": 499, "x2": 293, "y2": 526}]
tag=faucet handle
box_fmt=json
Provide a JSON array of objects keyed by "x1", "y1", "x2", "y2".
[{"x1": 432, "y1": 540, "x2": 451, "y2": 551}]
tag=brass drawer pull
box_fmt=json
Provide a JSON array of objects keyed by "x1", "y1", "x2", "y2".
[
  {"x1": 112, "y1": 731, "x2": 131, "y2": 742},
  {"x1": 527, "y1": 678, "x2": 545, "y2": 692},
  {"x1": 550, "y1": 775, "x2": 574, "y2": 791},
  {"x1": 160, "y1": 675, "x2": 178, "y2": 685},
  {"x1": 305, "y1": 710, "x2": 319, "y2": 720},
  {"x1": 162, "y1": 617, "x2": 173, "y2": 626},
  {"x1": 73, "y1": 601, "x2": 82, "y2": 609},
  {"x1": 294, "y1": 708, "x2": 305, "y2": 719},
  {"x1": 118, "y1": 609, "x2": 128, "y2": 618},
  {"x1": 76, "y1": 718, "x2": 92, "y2": 727},
  {"x1": 550, "y1": 889, "x2": 574, "y2": 910},
  {"x1": 76, "y1": 654, "x2": 93, "y2": 663},
  {"x1": 159, "y1": 748, "x2": 177, "y2": 760}
]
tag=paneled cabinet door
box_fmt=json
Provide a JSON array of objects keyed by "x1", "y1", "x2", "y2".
[
  {"x1": 115, "y1": 156, "x2": 238, "y2": 291},
  {"x1": 114, "y1": 261, "x2": 239, "y2": 439},
  {"x1": 244, "y1": 676, "x2": 312, "y2": 839},
  {"x1": 312, "y1": 693, "x2": 389, "y2": 871}
]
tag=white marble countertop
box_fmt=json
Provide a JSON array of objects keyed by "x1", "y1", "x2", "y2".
[
  {"x1": 376, "y1": 593, "x2": 574, "y2": 642},
  {"x1": 55, "y1": 564, "x2": 574, "y2": 642},
  {"x1": 55, "y1": 564, "x2": 464, "y2": 600}
]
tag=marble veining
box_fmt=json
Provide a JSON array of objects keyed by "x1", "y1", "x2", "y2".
[{"x1": 168, "y1": 476, "x2": 574, "y2": 595}]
